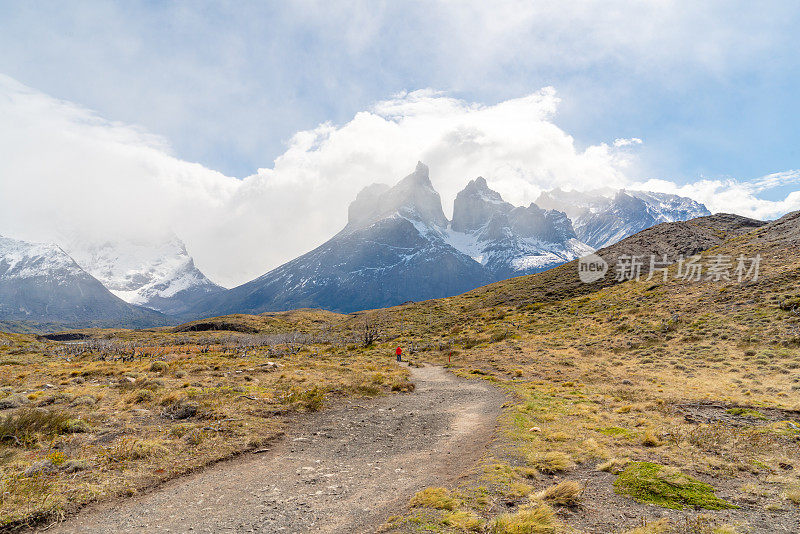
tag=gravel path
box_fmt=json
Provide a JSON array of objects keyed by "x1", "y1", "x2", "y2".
[{"x1": 41, "y1": 363, "x2": 506, "y2": 533}]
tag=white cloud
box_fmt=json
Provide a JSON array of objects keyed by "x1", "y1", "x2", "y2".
[
  {"x1": 1, "y1": 74, "x2": 798, "y2": 288},
  {"x1": 633, "y1": 171, "x2": 800, "y2": 220},
  {"x1": 614, "y1": 138, "x2": 643, "y2": 147}
]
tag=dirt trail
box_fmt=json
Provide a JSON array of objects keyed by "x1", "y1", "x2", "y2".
[{"x1": 41, "y1": 364, "x2": 506, "y2": 533}]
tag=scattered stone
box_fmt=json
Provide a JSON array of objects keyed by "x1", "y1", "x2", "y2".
[
  {"x1": 61, "y1": 459, "x2": 89, "y2": 473},
  {"x1": 0, "y1": 394, "x2": 28, "y2": 409},
  {"x1": 70, "y1": 395, "x2": 97, "y2": 407},
  {"x1": 24, "y1": 459, "x2": 57, "y2": 477}
]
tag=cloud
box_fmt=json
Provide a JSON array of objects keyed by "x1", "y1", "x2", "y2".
[
  {"x1": 0, "y1": 75, "x2": 797, "y2": 288},
  {"x1": 614, "y1": 138, "x2": 643, "y2": 147},
  {"x1": 633, "y1": 171, "x2": 800, "y2": 220},
  {"x1": 2, "y1": 1, "x2": 798, "y2": 178}
]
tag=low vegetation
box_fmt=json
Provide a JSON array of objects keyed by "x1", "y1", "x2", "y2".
[
  {"x1": 613, "y1": 462, "x2": 737, "y2": 510},
  {"x1": 5, "y1": 217, "x2": 800, "y2": 531},
  {"x1": 383, "y1": 221, "x2": 800, "y2": 531},
  {"x1": 0, "y1": 324, "x2": 411, "y2": 528}
]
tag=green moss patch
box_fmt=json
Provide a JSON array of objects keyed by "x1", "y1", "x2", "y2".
[
  {"x1": 613, "y1": 462, "x2": 738, "y2": 510},
  {"x1": 726, "y1": 407, "x2": 767, "y2": 420},
  {"x1": 600, "y1": 426, "x2": 631, "y2": 437}
]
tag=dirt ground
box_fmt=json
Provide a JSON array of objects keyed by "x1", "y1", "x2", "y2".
[{"x1": 35, "y1": 364, "x2": 507, "y2": 533}]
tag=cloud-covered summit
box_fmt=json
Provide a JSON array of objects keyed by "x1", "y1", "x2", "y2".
[{"x1": 0, "y1": 75, "x2": 798, "y2": 287}]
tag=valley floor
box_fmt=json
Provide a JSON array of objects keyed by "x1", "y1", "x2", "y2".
[{"x1": 35, "y1": 364, "x2": 506, "y2": 533}]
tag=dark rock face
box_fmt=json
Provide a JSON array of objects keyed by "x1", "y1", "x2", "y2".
[
  {"x1": 449, "y1": 177, "x2": 590, "y2": 280},
  {"x1": 190, "y1": 165, "x2": 713, "y2": 318},
  {"x1": 0, "y1": 236, "x2": 168, "y2": 330},
  {"x1": 191, "y1": 164, "x2": 493, "y2": 316},
  {"x1": 451, "y1": 177, "x2": 511, "y2": 233},
  {"x1": 195, "y1": 216, "x2": 492, "y2": 316},
  {"x1": 536, "y1": 188, "x2": 711, "y2": 249},
  {"x1": 344, "y1": 162, "x2": 448, "y2": 232}
]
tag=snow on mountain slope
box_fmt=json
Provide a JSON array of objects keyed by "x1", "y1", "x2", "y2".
[
  {"x1": 0, "y1": 236, "x2": 84, "y2": 282},
  {"x1": 191, "y1": 163, "x2": 493, "y2": 317},
  {"x1": 447, "y1": 177, "x2": 593, "y2": 278},
  {"x1": 64, "y1": 235, "x2": 223, "y2": 316},
  {"x1": 0, "y1": 235, "x2": 167, "y2": 328},
  {"x1": 188, "y1": 164, "x2": 713, "y2": 318},
  {"x1": 535, "y1": 188, "x2": 710, "y2": 249}
]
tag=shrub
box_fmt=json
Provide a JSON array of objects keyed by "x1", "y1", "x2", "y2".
[
  {"x1": 0, "y1": 408, "x2": 71, "y2": 446},
  {"x1": 535, "y1": 480, "x2": 583, "y2": 506},
  {"x1": 490, "y1": 505, "x2": 556, "y2": 533},
  {"x1": 529, "y1": 451, "x2": 573, "y2": 474},
  {"x1": 596, "y1": 457, "x2": 630, "y2": 474},
  {"x1": 63, "y1": 418, "x2": 91, "y2": 433},
  {"x1": 442, "y1": 510, "x2": 483, "y2": 531},
  {"x1": 784, "y1": 485, "x2": 800, "y2": 505},
  {"x1": 641, "y1": 429, "x2": 662, "y2": 447},
  {"x1": 150, "y1": 361, "x2": 169, "y2": 373},
  {"x1": 290, "y1": 387, "x2": 325, "y2": 411},
  {"x1": 490, "y1": 330, "x2": 509, "y2": 343},
  {"x1": 462, "y1": 337, "x2": 479, "y2": 349},
  {"x1": 70, "y1": 395, "x2": 97, "y2": 407},
  {"x1": 131, "y1": 389, "x2": 154, "y2": 403}
]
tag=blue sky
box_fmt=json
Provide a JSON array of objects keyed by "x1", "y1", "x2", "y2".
[
  {"x1": 2, "y1": 1, "x2": 798, "y2": 184},
  {"x1": 1, "y1": 1, "x2": 799, "y2": 285}
]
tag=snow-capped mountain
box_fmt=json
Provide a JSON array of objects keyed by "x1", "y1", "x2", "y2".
[
  {"x1": 189, "y1": 163, "x2": 712, "y2": 317},
  {"x1": 535, "y1": 188, "x2": 710, "y2": 248},
  {"x1": 0, "y1": 235, "x2": 167, "y2": 328},
  {"x1": 191, "y1": 162, "x2": 494, "y2": 316},
  {"x1": 64, "y1": 235, "x2": 223, "y2": 316},
  {"x1": 446, "y1": 177, "x2": 593, "y2": 279}
]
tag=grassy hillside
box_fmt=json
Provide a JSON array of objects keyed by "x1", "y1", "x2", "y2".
[
  {"x1": 378, "y1": 211, "x2": 800, "y2": 532},
  {"x1": 1, "y1": 211, "x2": 798, "y2": 532},
  {"x1": 0, "y1": 320, "x2": 411, "y2": 529}
]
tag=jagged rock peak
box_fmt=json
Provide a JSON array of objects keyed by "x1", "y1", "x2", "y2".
[
  {"x1": 451, "y1": 177, "x2": 513, "y2": 233},
  {"x1": 345, "y1": 162, "x2": 448, "y2": 231}
]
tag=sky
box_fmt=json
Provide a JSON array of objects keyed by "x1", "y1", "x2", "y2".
[{"x1": 0, "y1": 1, "x2": 799, "y2": 287}]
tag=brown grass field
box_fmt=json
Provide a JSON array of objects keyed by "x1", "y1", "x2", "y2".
[{"x1": 2, "y1": 213, "x2": 799, "y2": 532}]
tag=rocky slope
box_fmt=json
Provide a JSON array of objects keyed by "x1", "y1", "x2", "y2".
[
  {"x1": 64, "y1": 236, "x2": 223, "y2": 316},
  {"x1": 468, "y1": 212, "x2": 767, "y2": 308},
  {"x1": 191, "y1": 163, "x2": 493, "y2": 316},
  {"x1": 447, "y1": 177, "x2": 593, "y2": 279},
  {"x1": 536, "y1": 187, "x2": 711, "y2": 248},
  {"x1": 190, "y1": 164, "x2": 712, "y2": 317},
  {"x1": 0, "y1": 235, "x2": 168, "y2": 330}
]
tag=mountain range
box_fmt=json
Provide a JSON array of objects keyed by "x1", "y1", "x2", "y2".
[
  {"x1": 62, "y1": 235, "x2": 224, "y2": 316},
  {"x1": 189, "y1": 162, "x2": 710, "y2": 316},
  {"x1": 0, "y1": 235, "x2": 168, "y2": 330},
  {"x1": 0, "y1": 162, "x2": 713, "y2": 328}
]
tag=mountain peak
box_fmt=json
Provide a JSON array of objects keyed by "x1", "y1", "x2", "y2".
[
  {"x1": 451, "y1": 177, "x2": 511, "y2": 232},
  {"x1": 345, "y1": 162, "x2": 447, "y2": 231}
]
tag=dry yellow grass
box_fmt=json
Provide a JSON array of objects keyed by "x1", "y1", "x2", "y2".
[
  {"x1": 0, "y1": 325, "x2": 411, "y2": 528},
  {"x1": 534, "y1": 480, "x2": 583, "y2": 506}
]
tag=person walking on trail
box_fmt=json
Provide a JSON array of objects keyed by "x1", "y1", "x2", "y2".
[{"x1": 396, "y1": 346, "x2": 402, "y2": 362}]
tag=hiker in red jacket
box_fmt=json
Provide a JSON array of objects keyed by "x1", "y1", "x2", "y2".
[{"x1": 396, "y1": 346, "x2": 402, "y2": 362}]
